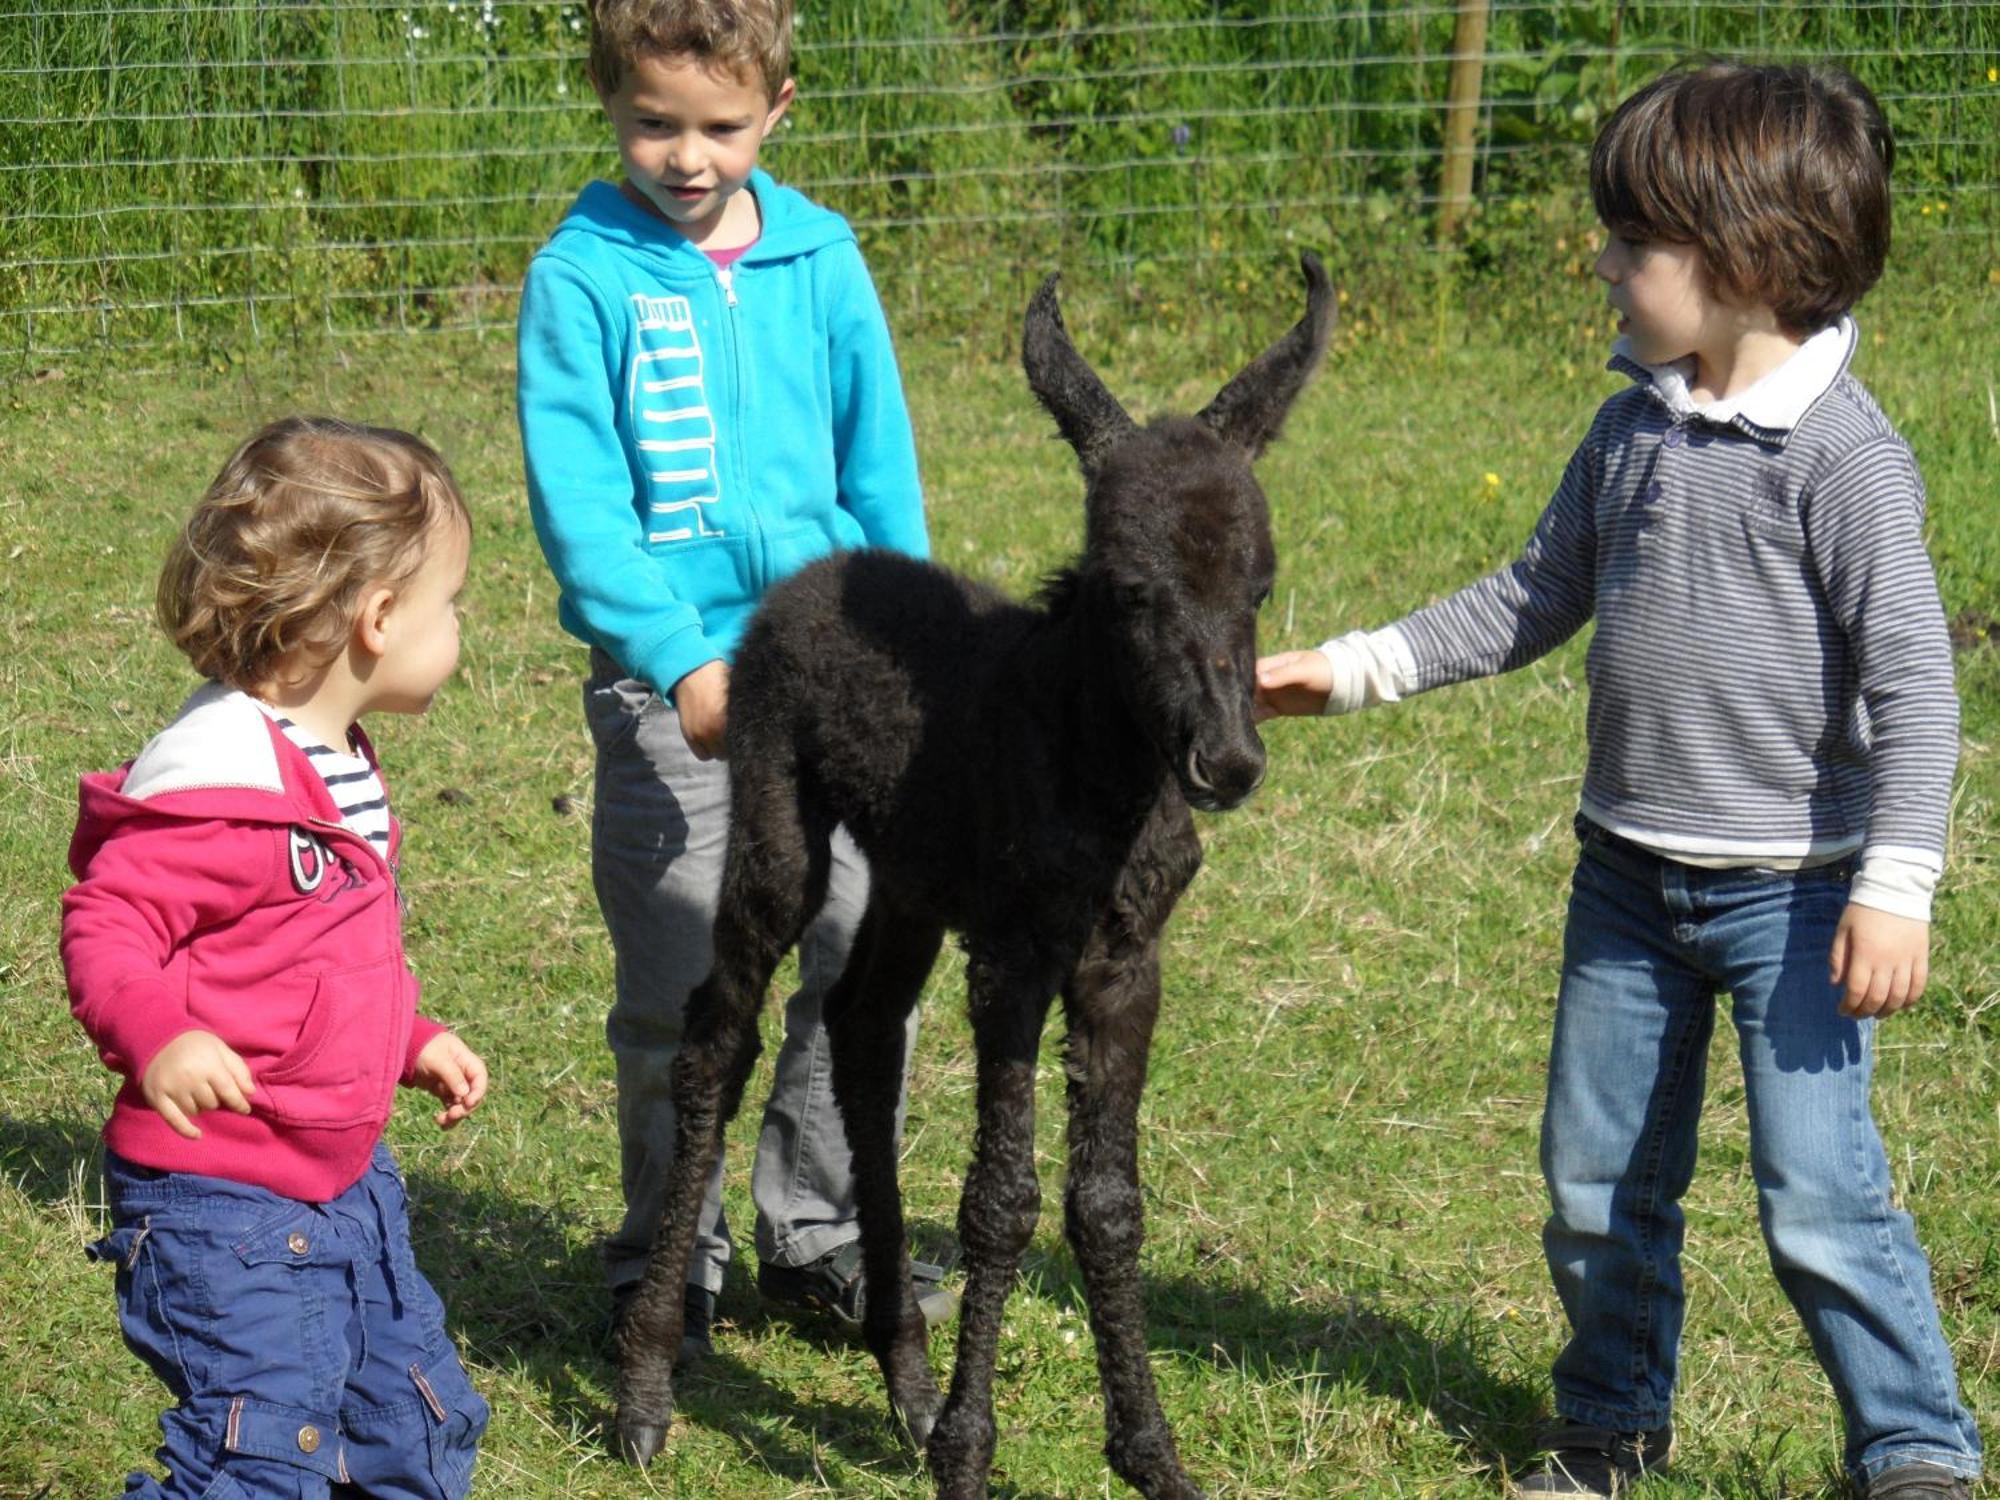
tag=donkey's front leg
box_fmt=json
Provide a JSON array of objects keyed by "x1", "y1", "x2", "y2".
[
  {"x1": 1061, "y1": 935, "x2": 1206, "y2": 1500},
  {"x1": 926, "y1": 961, "x2": 1056, "y2": 1500}
]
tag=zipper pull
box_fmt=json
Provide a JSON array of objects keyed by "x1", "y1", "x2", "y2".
[{"x1": 716, "y1": 265, "x2": 738, "y2": 307}]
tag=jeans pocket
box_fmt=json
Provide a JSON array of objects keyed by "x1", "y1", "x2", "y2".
[
  {"x1": 224, "y1": 1205, "x2": 357, "y2": 1391},
  {"x1": 215, "y1": 1393, "x2": 351, "y2": 1489},
  {"x1": 410, "y1": 1344, "x2": 490, "y2": 1498},
  {"x1": 93, "y1": 1214, "x2": 198, "y2": 1394},
  {"x1": 85, "y1": 1218, "x2": 150, "y2": 1270},
  {"x1": 583, "y1": 671, "x2": 658, "y2": 756}
]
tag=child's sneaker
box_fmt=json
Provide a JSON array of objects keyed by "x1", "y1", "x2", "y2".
[
  {"x1": 758, "y1": 1240, "x2": 958, "y2": 1332},
  {"x1": 1864, "y1": 1463, "x2": 1975, "y2": 1499},
  {"x1": 1510, "y1": 1423, "x2": 1673, "y2": 1496}
]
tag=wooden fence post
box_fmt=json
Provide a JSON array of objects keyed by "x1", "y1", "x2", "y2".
[{"x1": 1438, "y1": 0, "x2": 1492, "y2": 241}]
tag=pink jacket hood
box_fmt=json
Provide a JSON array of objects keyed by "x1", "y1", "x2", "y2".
[{"x1": 63, "y1": 685, "x2": 446, "y2": 1201}]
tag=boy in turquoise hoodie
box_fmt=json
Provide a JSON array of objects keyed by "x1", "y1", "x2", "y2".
[{"x1": 517, "y1": 0, "x2": 949, "y2": 1351}]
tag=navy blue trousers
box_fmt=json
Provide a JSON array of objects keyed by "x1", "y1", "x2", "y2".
[{"x1": 92, "y1": 1146, "x2": 488, "y2": 1498}]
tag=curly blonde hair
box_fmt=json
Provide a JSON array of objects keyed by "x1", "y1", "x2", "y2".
[
  {"x1": 589, "y1": 0, "x2": 792, "y2": 101},
  {"x1": 157, "y1": 416, "x2": 469, "y2": 692}
]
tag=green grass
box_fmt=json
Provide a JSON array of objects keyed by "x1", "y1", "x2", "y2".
[
  {"x1": 6, "y1": 0, "x2": 1995, "y2": 361},
  {"x1": 2, "y1": 247, "x2": 1998, "y2": 1497}
]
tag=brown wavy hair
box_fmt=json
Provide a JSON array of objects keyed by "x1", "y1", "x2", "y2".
[
  {"x1": 157, "y1": 416, "x2": 469, "y2": 692},
  {"x1": 1590, "y1": 62, "x2": 1893, "y2": 334},
  {"x1": 588, "y1": 0, "x2": 792, "y2": 100}
]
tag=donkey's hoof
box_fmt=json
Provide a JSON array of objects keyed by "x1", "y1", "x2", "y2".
[
  {"x1": 615, "y1": 1416, "x2": 669, "y2": 1467},
  {"x1": 894, "y1": 1389, "x2": 941, "y2": 1452}
]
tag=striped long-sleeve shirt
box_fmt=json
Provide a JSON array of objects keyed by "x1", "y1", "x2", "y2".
[{"x1": 1320, "y1": 320, "x2": 1959, "y2": 920}]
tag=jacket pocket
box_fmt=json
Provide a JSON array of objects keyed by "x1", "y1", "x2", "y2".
[{"x1": 255, "y1": 957, "x2": 401, "y2": 1127}]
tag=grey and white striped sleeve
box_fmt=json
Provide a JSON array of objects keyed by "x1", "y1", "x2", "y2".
[
  {"x1": 1384, "y1": 431, "x2": 1601, "y2": 695},
  {"x1": 1805, "y1": 435, "x2": 1959, "y2": 904}
]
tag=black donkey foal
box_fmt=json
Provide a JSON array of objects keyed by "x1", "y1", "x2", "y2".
[{"x1": 615, "y1": 254, "x2": 1334, "y2": 1499}]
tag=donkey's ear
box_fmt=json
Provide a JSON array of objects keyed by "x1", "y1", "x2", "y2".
[
  {"x1": 1196, "y1": 252, "x2": 1336, "y2": 459},
  {"x1": 1022, "y1": 273, "x2": 1136, "y2": 477}
]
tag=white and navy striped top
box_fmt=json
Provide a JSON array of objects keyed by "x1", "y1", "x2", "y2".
[
  {"x1": 259, "y1": 707, "x2": 393, "y2": 856},
  {"x1": 1319, "y1": 320, "x2": 1959, "y2": 921}
]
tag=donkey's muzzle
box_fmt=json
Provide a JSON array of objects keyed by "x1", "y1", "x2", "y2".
[{"x1": 1182, "y1": 741, "x2": 1265, "y2": 811}]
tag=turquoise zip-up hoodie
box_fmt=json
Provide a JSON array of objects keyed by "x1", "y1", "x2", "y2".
[{"x1": 517, "y1": 170, "x2": 928, "y2": 699}]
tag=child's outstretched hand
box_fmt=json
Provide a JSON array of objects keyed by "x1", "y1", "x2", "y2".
[
  {"x1": 142, "y1": 1029, "x2": 256, "y2": 1139},
  {"x1": 1829, "y1": 903, "x2": 1929, "y2": 1018},
  {"x1": 1254, "y1": 650, "x2": 1333, "y2": 721},
  {"x1": 412, "y1": 1032, "x2": 489, "y2": 1129},
  {"x1": 675, "y1": 659, "x2": 731, "y2": 761}
]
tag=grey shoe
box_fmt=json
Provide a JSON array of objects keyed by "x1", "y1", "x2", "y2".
[
  {"x1": 758, "y1": 1240, "x2": 958, "y2": 1331},
  {"x1": 1865, "y1": 1463, "x2": 1975, "y2": 1500},
  {"x1": 1511, "y1": 1423, "x2": 1673, "y2": 1497}
]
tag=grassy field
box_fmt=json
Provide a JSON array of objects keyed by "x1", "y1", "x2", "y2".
[{"x1": 2, "y1": 245, "x2": 1998, "y2": 1498}]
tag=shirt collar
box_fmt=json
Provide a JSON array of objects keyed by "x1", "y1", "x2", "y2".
[{"x1": 1608, "y1": 316, "x2": 1856, "y2": 447}]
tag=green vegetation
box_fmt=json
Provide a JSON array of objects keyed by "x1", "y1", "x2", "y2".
[
  {"x1": 6, "y1": 0, "x2": 1997, "y2": 361},
  {"x1": 2, "y1": 234, "x2": 1997, "y2": 1494}
]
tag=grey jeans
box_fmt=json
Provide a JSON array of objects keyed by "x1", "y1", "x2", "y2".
[{"x1": 584, "y1": 653, "x2": 919, "y2": 1294}]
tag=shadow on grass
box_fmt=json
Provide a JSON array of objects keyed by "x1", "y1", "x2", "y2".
[
  {"x1": 0, "y1": 1114, "x2": 102, "y2": 1206},
  {"x1": 402, "y1": 1160, "x2": 1538, "y2": 1494},
  {"x1": 3, "y1": 1115, "x2": 1538, "y2": 1490},
  {"x1": 1017, "y1": 1244, "x2": 1545, "y2": 1483},
  {"x1": 403, "y1": 1170, "x2": 965, "y2": 1490}
]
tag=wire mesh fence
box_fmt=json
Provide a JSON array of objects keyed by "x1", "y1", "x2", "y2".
[{"x1": 4, "y1": 1, "x2": 1997, "y2": 365}]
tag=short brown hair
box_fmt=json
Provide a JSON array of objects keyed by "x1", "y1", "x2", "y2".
[
  {"x1": 588, "y1": 0, "x2": 792, "y2": 101},
  {"x1": 158, "y1": 416, "x2": 469, "y2": 692},
  {"x1": 1590, "y1": 62, "x2": 1893, "y2": 333}
]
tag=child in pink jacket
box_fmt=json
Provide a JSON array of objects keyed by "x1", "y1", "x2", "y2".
[{"x1": 62, "y1": 417, "x2": 491, "y2": 1498}]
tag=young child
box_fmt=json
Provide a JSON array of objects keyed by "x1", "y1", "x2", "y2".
[
  {"x1": 516, "y1": 0, "x2": 950, "y2": 1348},
  {"x1": 63, "y1": 417, "x2": 491, "y2": 1497},
  {"x1": 1258, "y1": 63, "x2": 1980, "y2": 1500}
]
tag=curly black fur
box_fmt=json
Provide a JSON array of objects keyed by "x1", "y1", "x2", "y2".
[{"x1": 614, "y1": 255, "x2": 1335, "y2": 1499}]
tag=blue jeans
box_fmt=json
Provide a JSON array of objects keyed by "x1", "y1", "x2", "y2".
[
  {"x1": 583, "y1": 653, "x2": 920, "y2": 1293},
  {"x1": 92, "y1": 1146, "x2": 488, "y2": 1499},
  {"x1": 1542, "y1": 822, "x2": 1980, "y2": 1486}
]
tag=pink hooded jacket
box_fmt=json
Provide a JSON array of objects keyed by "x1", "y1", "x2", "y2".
[{"x1": 61, "y1": 685, "x2": 447, "y2": 1202}]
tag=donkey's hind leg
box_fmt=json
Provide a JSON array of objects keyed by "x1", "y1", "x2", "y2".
[
  {"x1": 1060, "y1": 932, "x2": 1205, "y2": 1500},
  {"x1": 823, "y1": 896, "x2": 947, "y2": 1449},
  {"x1": 926, "y1": 956, "x2": 1060, "y2": 1500},
  {"x1": 614, "y1": 764, "x2": 836, "y2": 1465}
]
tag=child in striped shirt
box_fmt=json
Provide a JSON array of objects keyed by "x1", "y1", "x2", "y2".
[
  {"x1": 1257, "y1": 63, "x2": 1978, "y2": 1500},
  {"x1": 62, "y1": 417, "x2": 490, "y2": 1497}
]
